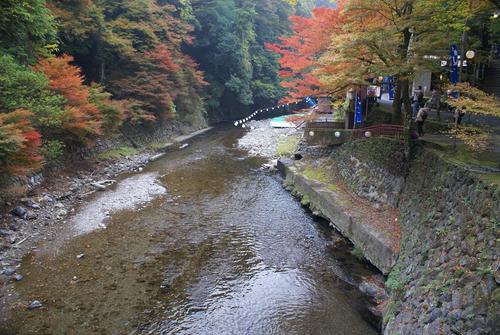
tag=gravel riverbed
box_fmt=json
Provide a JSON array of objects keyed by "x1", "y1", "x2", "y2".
[
  {"x1": 0, "y1": 126, "x2": 211, "y2": 317},
  {"x1": 237, "y1": 120, "x2": 300, "y2": 158}
]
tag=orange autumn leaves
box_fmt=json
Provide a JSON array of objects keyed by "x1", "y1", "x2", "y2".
[
  {"x1": 35, "y1": 55, "x2": 104, "y2": 139},
  {"x1": 0, "y1": 110, "x2": 43, "y2": 175},
  {"x1": 4, "y1": 49, "x2": 206, "y2": 175},
  {"x1": 265, "y1": 5, "x2": 345, "y2": 102},
  {"x1": 1, "y1": 54, "x2": 122, "y2": 175}
]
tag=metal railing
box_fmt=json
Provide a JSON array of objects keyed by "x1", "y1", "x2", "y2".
[
  {"x1": 352, "y1": 124, "x2": 407, "y2": 140},
  {"x1": 304, "y1": 124, "x2": 407, "y2": 145}
]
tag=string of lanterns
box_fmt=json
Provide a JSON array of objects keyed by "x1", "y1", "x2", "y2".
[{"x1": 233, "y1": 100, "x2": 304, "y2": 128}]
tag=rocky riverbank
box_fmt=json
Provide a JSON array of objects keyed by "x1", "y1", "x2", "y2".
[
  {"x1": 245, "y1": 120, "x2": 499, "y2": 334},
  {"x1": 319, "y1": 138, "x2": 499, "y2": 335},
  {"x1": 237, "y1": 119, "x2": 300, "y2": 159},
  {"x1": 0, "y1": 125, "x2": 213, "y2": 308},
  {"x1": 238, "y1": 120, "x2": 392, "y2": 321}
]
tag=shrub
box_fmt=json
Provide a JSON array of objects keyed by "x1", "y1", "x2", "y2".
[
  {"x1": 0, "y1": 110, "x2": 43, "y2": 175},
  {"x1": 41, "y1": 139, "x2": 65, "y2": 161}
]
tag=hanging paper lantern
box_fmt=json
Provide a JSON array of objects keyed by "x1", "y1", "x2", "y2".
[
  {"x1": 234, "y1": 122, "x2": 238, "y2": 126},
  {"x1": 335, "y1": 131, "x2": 341, "y2": 138}
]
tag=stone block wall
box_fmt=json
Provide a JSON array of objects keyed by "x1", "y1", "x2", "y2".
[
  {"x1": 384, "y1": 149, "x2": 499, "y2": 335},
  {"x1": 332, "y1": 138, "x2": 499, "y2": 334},
  {"x1": 333, "y1": 138, "x2": 408, "y2": 208}
]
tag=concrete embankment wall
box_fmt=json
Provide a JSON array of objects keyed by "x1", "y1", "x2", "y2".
[
  {"x1": 278, "y1": 159, "x2": 398, "y2": 274},
  {"x1": 281, "y1": 138, "x2": 499, "y2": 334}
]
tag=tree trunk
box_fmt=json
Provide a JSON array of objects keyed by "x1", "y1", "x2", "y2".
[
  {"x1": 392, "y1": 77, "x2": 403, "y2": 123},
  {"x1": 400, "y1": 77, "x2": 412, "y2": 125},
  {"x1": 100, "y1": 60, "x2": 105, "y2": 83},
  {"x1": 119, "y1": 128, "x2": 139, "y2": 149}
]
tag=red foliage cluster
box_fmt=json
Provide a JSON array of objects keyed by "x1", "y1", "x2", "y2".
[
  {"x1": 145, "y1": 44, "x2": 181, "y2": 73},
  {"x1": 34, "y1": 54, "x2": 102, "y2": 138},
  {"x1": 266, "y1": 5, "x2": 345, "y2": 102},
  {"x1": 0, "y1": 110, "x2": 43, "y2": 175}
]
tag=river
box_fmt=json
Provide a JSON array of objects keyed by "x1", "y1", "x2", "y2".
[{"x1": 1, "y1": 127, "x2": 379, "y2": 335}]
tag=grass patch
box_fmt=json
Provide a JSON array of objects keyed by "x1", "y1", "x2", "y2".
[
  {"x1": 326, "y1": 184, "x2": 338, "y2": 191},
  {"x1": 145, "y1": 141, "x2": 171, "y2": 150},
  {"x1": 383, "y1": 299, "x2": 402, "y2": 324},
  {"x1": 97, "y1": 146, "x2": 138, "y2": 160},
  {"x1": 276, "y1": 135, "x2": 300, "y2": 156},
  {"x1": 476, "y1": 173, "x2": 500, "y2": 187},
  {"x1": 425, "y1": 120, "x2": 451, "y2": 134},
  {"x1": 386, "y1": 265, "x2": 405, "y2": 292},
  {"x1": 445, "y1": 145, "x2": 500, "y2": 170},
  {"x1": 302, "y1": 167, "x2": 331, "y2": 183}
]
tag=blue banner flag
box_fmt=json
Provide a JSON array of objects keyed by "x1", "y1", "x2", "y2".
[
  {"x1": 450, "y1": 44, "x2": 459, "y2": 84},
  {"x1": 355, "y1": 93, "x2": 363, "y2": 125},
  {"x1": 305, "y1": 96, "x2": 317, "y2": 107},
  {"x1": 388, "y1": 77, "x2": 395, "y2": 100}
]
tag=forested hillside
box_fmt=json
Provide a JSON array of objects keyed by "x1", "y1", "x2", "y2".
[{"x1": 0, "y1": 0, "x2": 318, "y2": 177}]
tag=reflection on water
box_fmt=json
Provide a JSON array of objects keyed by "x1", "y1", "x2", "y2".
[{"x1": 2, "y1": 127, "x2": 378, "y2": 335}]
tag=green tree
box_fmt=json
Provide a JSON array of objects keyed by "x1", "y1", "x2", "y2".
[
  {"x1": 188, "y1": 0, "x2": 293, "y2": 120},
  {"x1": 319, "y1": 0, "x2": 481, "y2": 122},
  {"x1": 0, "y1": 0, "x2": 57, "y2": 64}
]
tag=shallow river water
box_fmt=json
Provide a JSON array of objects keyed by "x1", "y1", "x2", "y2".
[{"x1": 1, "y1": 127, "x2": 378, "y2": 335}]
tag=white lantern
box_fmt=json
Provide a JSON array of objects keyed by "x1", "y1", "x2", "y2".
[
  {"x1": 242, "y1": 124, "x2": 246, "y2": 128},
  {"x1": 309, "y1": 131, "x2": 315, "y2": 137},
  {"x1": 334, "y1": 131, "x2": 341, "y2": 138},
  {"x1": 365, "y1": 131, "x2": 372, "y2": 138},
  {"x1": 234, "y1": 122, "x2": 238, "y2": 126}
]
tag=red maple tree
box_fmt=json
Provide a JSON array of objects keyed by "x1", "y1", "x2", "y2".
[
  {"x1": 0, "y1": 109, "x2": 43, "y2": 175},
  {"x1": 266, "y1": 5, "x2": 345, "y2": 102},
  {"x1": 34, "y1": 54, "x2": 102, "y2": 139}
]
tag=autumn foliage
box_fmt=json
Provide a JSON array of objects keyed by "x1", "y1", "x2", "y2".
[
  {"x1": 34, "y1": 54, "x2": 102, "y2": 139},
  {"x1": 0, "y1": 110, "x2": 43, "y2": 175},
  {"x1": 266, "y1": 5, "x2": 345, "y2": 102}
]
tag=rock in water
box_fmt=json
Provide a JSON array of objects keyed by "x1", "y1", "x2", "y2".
[
  {"x1": 10, "y1": 207, "x2": 27, "y2": 219},
  {"x1": 91, "y1": 182, "x2": 106, "y2": 191},
  {"x1": 25, "y1": 211, "x2": 38, "y2": 220},
  {"x1": 28, "y1": 300, "x2": 42, "y2": 310},
  {"x1": 2, "y1": 268, "x2": 16, "y2": 276}
]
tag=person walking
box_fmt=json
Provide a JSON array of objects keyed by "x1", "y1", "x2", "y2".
[
  {"x1": 416, "y1": 106, "x2": 429, "y2": 137},
  {"x1": 412, "y1": 86, "x2": 423, "y2": 118},
  {"x1": 417, "y1": 86, "x2": 424, "y2": 107},
  {"x1": 454, "y1": 108, "x2": 466, "y2": 125},
  {"x1": 430, "y1": 90, "x2": 440, "y2": 111}
]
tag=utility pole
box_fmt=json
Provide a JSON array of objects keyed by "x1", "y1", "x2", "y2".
[{"x1": 459, "y1": 29, "x2": 466, "y2": 82}]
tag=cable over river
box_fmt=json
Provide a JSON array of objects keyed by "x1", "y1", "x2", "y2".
[{"x1": 1, "y1": 127, "x2": 379, "y2": 335}]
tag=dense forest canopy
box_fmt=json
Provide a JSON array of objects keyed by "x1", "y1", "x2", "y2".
[
  {"x1": 1, "y1": 0, "x2": 498, "y2": 176},
  {"x1": 0, "y1": 0, "x2": 316, "y2": 175}
]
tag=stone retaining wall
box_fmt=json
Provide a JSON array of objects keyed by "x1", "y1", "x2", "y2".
[
  {"x1": 326, "y1": 138, "x2": 498, "y2": 334},
  {"x1": 278, "y1": 158, "x2": 398, "y2": 274},
  {"x1": 384, "y1": 149, "x2": 499, "y2": 335}
]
